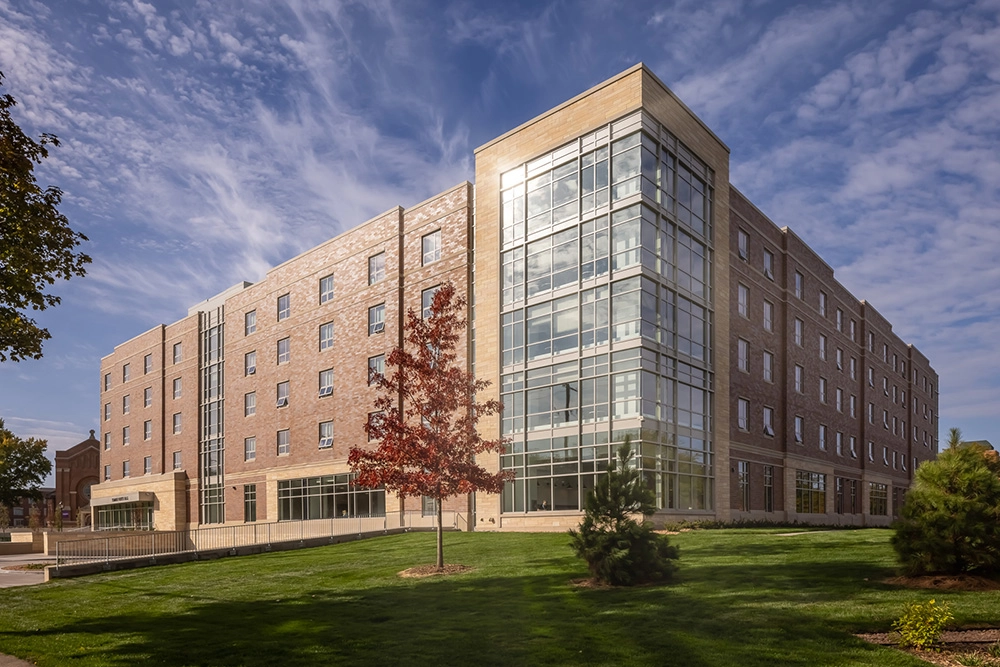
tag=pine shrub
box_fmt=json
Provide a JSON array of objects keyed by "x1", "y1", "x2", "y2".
[
  {"x1": 569, "y1": 438, "x2": 679, "y2": 586},
  {"x1": 892, "y1": 443, "x2": 1000, "y2": 576}
]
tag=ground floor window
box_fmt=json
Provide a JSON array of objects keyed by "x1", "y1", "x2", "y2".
[
  {"x1": 278, "y1": 475, "x2": 385, "y2": 521},
  {"x1": 870, "y1": 482, "x2": 888, "y2": 516},
  {"x1": 795, "y1": 470, "x2": 826, "y2": 514},
  {"x1": 763, "y1": 465, "x2": 774, "y2": 512},
  {"x1": 96, "y1": 502, "x2": 153, "y2": 530},
  {"x1": 737, "y1": 461, "x2": 750, "y2": 511},
  {"x1": 244, "y1": 484, "x2": 257, "y2": 522},
  {"x1": 421, "y1": 496, "x2": 437, "y2": 516}
]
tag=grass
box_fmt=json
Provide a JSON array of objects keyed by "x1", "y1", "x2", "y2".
[{"x1": 1, "y1": 529, "x2": 999, "y2": 665}]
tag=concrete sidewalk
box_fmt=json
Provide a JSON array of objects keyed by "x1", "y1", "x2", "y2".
[
  {"x1": 0, "y1": 653, "x2": 34, "y2": 666},
  {"x1": 0, "y1": 553, "x2": 54, "y2": 589}
]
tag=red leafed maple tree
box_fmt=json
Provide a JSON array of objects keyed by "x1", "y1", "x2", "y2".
[{"x1": 348, "y1": 282, "x2": 509, "y2": 569}]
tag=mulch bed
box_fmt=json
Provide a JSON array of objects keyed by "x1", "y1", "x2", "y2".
[{"x1": 398, "y1": 564, "x2": 472, "y2": 578}]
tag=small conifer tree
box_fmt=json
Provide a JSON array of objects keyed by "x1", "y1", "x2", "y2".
[
  {"x1": 892, "y1": 440, "x2": 1000, "y2": 576},
  {"x1": 569, "y1": 437, "x2": 679, "y2": 585}
]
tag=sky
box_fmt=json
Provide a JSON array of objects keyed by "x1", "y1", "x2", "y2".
[{"x1": 1, "y1": 0, "x2": 998, "y2": 481}]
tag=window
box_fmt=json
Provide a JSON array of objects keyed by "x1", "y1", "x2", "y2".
[
  {"x1": 819, "y1": 291, "x2": 827, "y2": 317},
  {"x1": 245, "y1": 351, "x2": 257, "y2": 376},
  {"x1": 794, "y1": 365, "x2": 804, "y2": 393},
  {"x1": 244, "y1": 392, "x2": 256, "y2": 416},
  {"x1": 104, "y1": 464, "x2": 111, "y2": 481},
  {"x1": 737, "y1": 338, "x2": 749, "y2": 372},
  {"x1": 244, "y1": 484, "x2": 257, "y2": 522},
  {"x1": 868, "y1": 332, "x2": 875, "y2": 352},
  {"x1": 868, "y1": 402, "x2": 875, "y2": 424},
  {"x1": 277, "y1": 337, "x2": 290, "y2": 364},
  {"x1": 850, "y1": 319, "x2": 856, "y2": 341},
  {"x1": 794, "y1": 318, "x2": 803, "y2": 346},
  {"x1": 122, "y1": 395, "x2": 130, "y2": 415},
  {"x1": 836, "y1": 348, "x2": 843, "y2": 371},
  {"x1": 882, "y1": 343, "x2": 888, "y2": 363},
  {"x1": 144, "y1": 456, "x2": 152, "y2": 475},
  {"x1": 422, "y1": 286, "x2": 440, "y2": 319},
  {"x1": 882, "y1": 376, "x2": 889, "y2": 396},
  {"x1": 173, "y1": 378, "x2": 182, "y2": 399},
  {"x1": 850, "y1": 357, "x2": 857, "y2": 380},
  {"x1": 763, "y1": 466, "x2": 774, "y2": 513},
  {"x1": 870, "y1": 482, "x2": 888, "y2": 516},
  {"x1": 763, "y1": 406, "x2": 774, "y2": 437},
  {"x1": 369, "y1": 303, "x2": 386, "y2": 334},
  {"x1": 795, "y1": 471, "x2": 825, "y2": 514},
  {"x1": 737, "y1": 284, "x2": 749, "y2": 317},
  {"x1": 319, "y1": 369, "x2": 334, "y2": 397},
  {"x1": 738, "y1": 461, "x2": 750, "y2": 511},
  {"x1": 172, "y1": 413, "x2": 182, "y2": 434},
  {"x1": 849, "y1": 436, "x2": 857, "y2": 458},
  {"x1": 277, "y1": 429, "x2": 290, "y2": 455},
  {"x1": 868, "y1": 366, "x2": 875, "y2": 387},
  {"x1": 883, "y1": 446, "x2": 889, "y2": 466},
  {"x1": 320, "y1": 322, "x2": 334, "y2": 350},
  {"x1": 104, "y1": 403, "x2": 111, "y2": 421},
  {"x1": 144, "y1": 353, "x2": 153, "y2": 374},
  {"x1": 123, "y1": 363, "x2": 130, "y2": 382},
  {"x1": 868, "y1": 441, "x2": 874, "y2": 461},
  {"x1": 104, "y1": 373, "x2": 111, "y2": 391},
  {"x1": 320, "y1": 274, "x2": 335, "y2": 304},
  {"x1": 245, "y1": 310, "x2": 257, "y2": 335},
  {"x1": 173, "y1": 451, "x2": 182, "y2": 470},
  {"x1": 794, "y1": 271, "x2": 803, "y2": 299},
  {"x1": 763, "y1": 249, "x2": 774, "y2": 280},
  {"x1": 123, "y1": 460, "x2": 130, "y2": 478},
  {"x1": 836, "y1": 308, "x2": 843, "y2": 332},
  {"x1": 883, "y1": 409, "x2": 889, "y2": 429},
  {"x1": 794, "y1": 416, "x2": 804, "y2": 444},
  {"x1": 836, "y1": 388, "x2": 843, "y2": 412},
  {"x1": 819, "y1": 334, "x2": 827, "y2": 360},
  {"x1": 143, "y1": 420, "x2": 152, "y2": 441},
  {"x1": 277, "y1": 293, "x2": 290, "y2": 321},
  {"x1": 144, "y1": 387, "x2": 152, "y2": 407},
  {"x1": 368, "y1": 411, "x2": 383, "y2": 441},
  {"x1": 104, "y1": 432, "x2": 110, "y2": 450},
  {"x1": 737, "y1": 398, "x2": 749, "y2": 431},
  {"x1": 763, "y1": 350, "x2": 773, "y2": 382},
  {"x1": 819, "y1": 424, "x2": 826, "y2": 450},
  {"x1": 763, "y1": 300, "x2": 773, "y2": 332},
  {"x1": 737, "y1": 229, "x2": 749, "y2": 260},
  {"x1": 244, "y1": 437, "x2": 256, "y2": 461},
  {"x1": 277, "y1": 382, "x2": 289, "y2": 408},
  {"x1": 819, "y1": 377, "x2": 827, "y2": 403},
  {"x1": 369, "y1": 252, "x2": 386, "y2": 284},
  {"x1": 319, "y1": 421, "x2": 334, "y2": 449},
  {"x1": 422, "y1": 230, "x2": 442, "y2": 265},
  {"x1": 368, "y1": 355, "x2": 385, "y2": 385}
]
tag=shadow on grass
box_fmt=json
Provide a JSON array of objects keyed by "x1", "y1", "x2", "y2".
[{"x1": 0, "y1": 565, "x2": 920, "y2": 667}]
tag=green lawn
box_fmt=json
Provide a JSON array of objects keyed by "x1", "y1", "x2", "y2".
[{"x1": 0, "y1": 529, "x2": 997, "y2": 666}]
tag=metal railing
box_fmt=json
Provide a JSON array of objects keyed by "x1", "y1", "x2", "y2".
[{"x1": 56, "y1": 511, "x2": 461, "y2": 567}]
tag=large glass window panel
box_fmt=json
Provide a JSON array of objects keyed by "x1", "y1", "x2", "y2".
[
  {"x1": 502, "y1": 247, "x2": 524, "y2": 305},
  {"x1": 581, "y1": 146, "x2": 609, "y2": 214},
  {"x1": 526, "y1": 229, "x2": 578, "y2": 299},
  {"x1": 611, "y1": 205, "x2": 641, "y2": 270},
  {"x1": 580, "y1": 285, "x2": 609, "y2": 349},
  {"x1": 677, "y1": 230, "x2": 707, "y2": 299},
  {"x1": 611, "y1": 277, "x2": 640, "y2": 342},
  {"x1": 526, "y1": 295, "x2": 578, "y2": 361},
  {"x1": 580, "y1": 376, "x2": 609, "y2": 423},
  {"x1": 676, "y1": 295, "x2": 707, "y2": 361},
  {"x1": 611, "y1": 134, "x2": 640, "y2": 201},
  {"x1": 580, "y1": 215, "x2": 609, "y2": 280},
  {"x1": 502, "y1": 309, "x2": 524, "y2": 366},
  {"x1": 502, "y1": 184, "x2": 525, "y2": 248},
  {"x1": 613, "y1": 370, "x2": 640, "y2": 419}
]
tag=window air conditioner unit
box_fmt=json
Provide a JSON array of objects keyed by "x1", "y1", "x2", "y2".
[
  {"x1": 276, "y1": 397, "x2": 288, "y2": 408},
  {"x1": 247, "y1": 366, "x2": 256, "y2": 375}
]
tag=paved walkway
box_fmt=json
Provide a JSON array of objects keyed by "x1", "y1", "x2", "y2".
[
  {"x1": 0, "y1": 653, "x2": 34, "y2": 666},
  {"x1": 0, "y1": 553, "x2": 54, "y2": 589}
]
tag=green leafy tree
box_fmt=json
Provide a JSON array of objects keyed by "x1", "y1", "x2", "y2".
[
  {"x1": 569, "y1": 438, "x2": 679, "y2": 586},
  {"x1": 0, "y1": 418, "x2": 52, "y2": 509},
  {"x1": 892, "y1": 440, "x2": 1000, "y2": 576},
  {"x1": 1, "y1": 71, "x2": 90, "y2": 362},
  {"x1": 349, "y1": 283, "x2": 510, "y2": 570}
]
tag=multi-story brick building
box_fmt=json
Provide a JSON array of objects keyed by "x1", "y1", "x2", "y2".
[{"x1": 92, "y1": 65, "x2": 938, "y2": 531}]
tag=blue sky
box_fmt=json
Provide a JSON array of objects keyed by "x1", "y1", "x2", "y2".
[{"x1": 1, "y1": 0, "x2": 998, "y2": 479}]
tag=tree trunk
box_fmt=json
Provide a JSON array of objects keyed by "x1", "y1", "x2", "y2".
[{"x1": 436, "y1": 498, "x2": 444, "y2": 570}]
